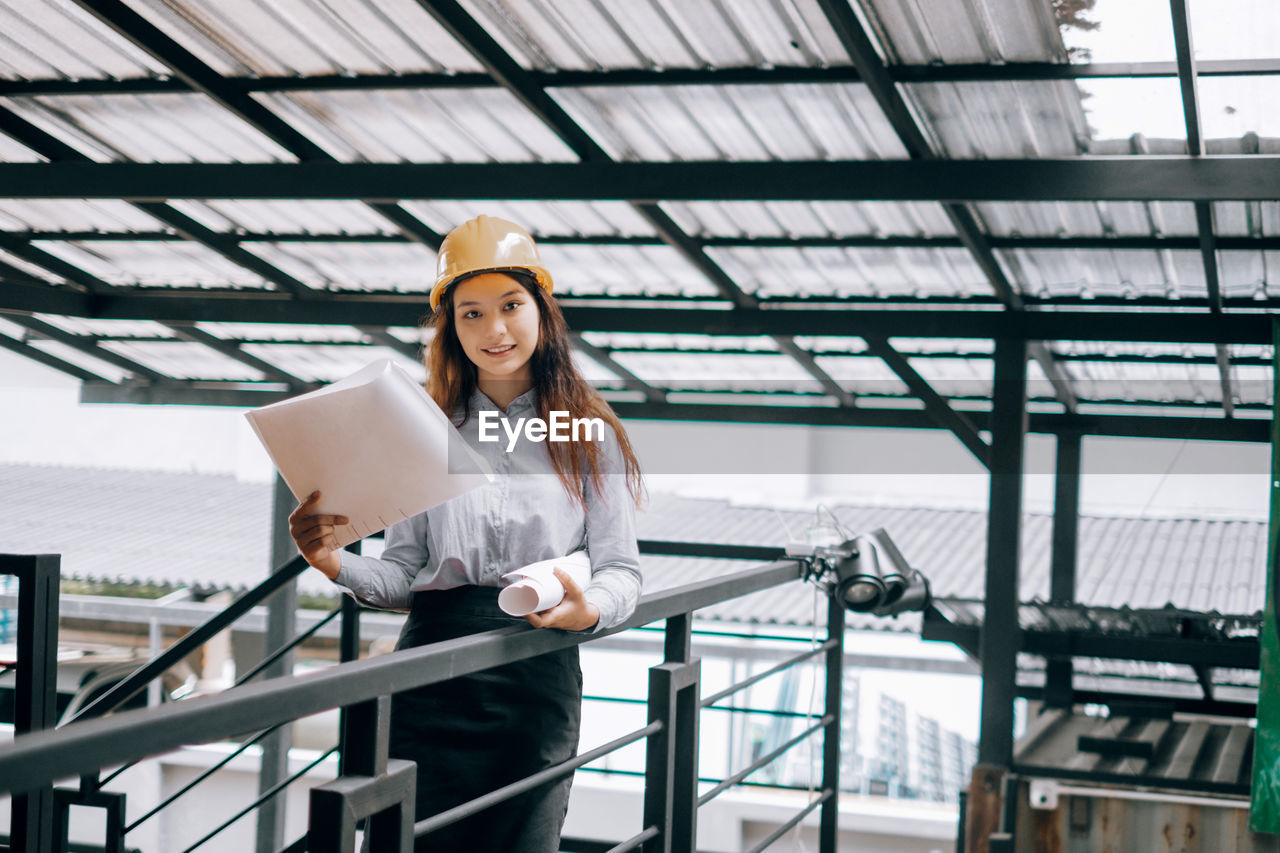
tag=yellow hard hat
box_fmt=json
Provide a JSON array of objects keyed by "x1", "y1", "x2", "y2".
[{"x1": 429, "y1": 214, "x2": 554, "y2": 311}]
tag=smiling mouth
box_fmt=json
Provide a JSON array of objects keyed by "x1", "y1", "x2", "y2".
[{"x1": 483, "y1": 344, "x2": 516, "y2": 355}]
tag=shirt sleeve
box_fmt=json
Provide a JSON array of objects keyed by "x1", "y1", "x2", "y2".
[
  {"x1": 580, "y1": 423, "x2": 642, "y2": 632},
  {"x1": 332, "y1": 513, "x2": 428, "y2": 611}
]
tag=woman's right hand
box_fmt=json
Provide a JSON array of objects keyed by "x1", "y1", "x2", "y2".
[{"x1": 288, "y1": 490, "x2": 350, "y2": 580}]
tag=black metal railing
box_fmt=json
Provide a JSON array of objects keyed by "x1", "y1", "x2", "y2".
[{"x1": 2, "y1": 549, "x2": 844, "y2": 853}]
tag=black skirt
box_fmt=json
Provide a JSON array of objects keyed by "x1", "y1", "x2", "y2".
[{"x1": 383, "y1": 586, "x2": 583, "y2": 853}]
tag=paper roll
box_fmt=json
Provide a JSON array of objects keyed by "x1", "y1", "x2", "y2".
[{"x1": 498, "y1": 551, "x2": 591, "y2": 617}]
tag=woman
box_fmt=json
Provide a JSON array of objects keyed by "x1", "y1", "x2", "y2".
[{"x1": 288, "y1": 214, "x2": 645, "y2": 851}]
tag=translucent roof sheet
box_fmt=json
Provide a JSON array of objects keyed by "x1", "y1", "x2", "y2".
[
  {"x1": 27, "y1": 339, "x2": 131, "y2": 382},
  {"x1": 1076, "y1": 78, "x2": 1186, "y2": 145},
  {"x1": 0, "y1": 200, "x2": 165, "y2": 232},
  {"x1": 1199, "y1": 76, "x2": 1280, "y2": 139},
  {"x1": 1233, "y1": 364, "x2": 1272, "y2": 405},
  {"x1": 0, "y1": 248, "x2": 64, "y2": 282},
  {"x1": 810, "y1": 355, "x2": 908, "y2": 395},
  {"x1": 0, "y1": 0, "x2": 167, "y2": 80},
  {"x1": 1214, "y1": 202, "x2": 1280, "y2": 237},
  {"x1": 904, "y1": 81, "x2": 1088, "y2": 158},
  {"x1": 240, "y1": 343, "x2": 422, "y2": 383},
  {"x1": 1050, "y1": 341, "x2": 1219, "y2": 360},
  {"x1": 553, "y1": 84, "x2": 909, "y2": 161},
  {"x1": 0, "y1": 130, "x2": 43, "y2": 162},
  {"x1": 460, "y1": 0, "x2": 851, "y2": 71},
  {"x1": 859, "y1": 0, "x2": 1066, "y2": 63},
  {"x1": 196, "y1": 322, "x2": 368, "y2": 342},
  {"x1": 33, "y1": 240, "x2": 271, "y2": 288},
  {"x1": 1219, "y1": 251, "x2": 1279, "y2": 297},
  {"x1": 400, "y1": 201, "x2": 655, "y2": 238},
  {"x1": 536, "y1": 244, "x2": 719, "y2": 298},
  {"x1": 1070, "y1": 359, "x2": 1233, "y2": 404},
  {"x1": 791, "y1": 336, "x2": 869, "y2": 354},
  {"x1": 662, "y1": 201, "x2": 955, "y2": 239},
  {"x1": 611, "y1": 351, "x2": 818, "y2": 391},
  {"x1": 2, "y1": 94, "x2": 297, "y2": 163},
  {"x1": 577, "y1": 332, "x2": 778, "y2": 352},
  {"x1": 570, "y1": 350, "x2": 621, "y2": 385},
  {"x1": 99, "y1": 340, "x2": 265, "y2": 381},
  {"x1": 905, "y1": 357, "x2": 994, "y2": 398},
  {"x1": 997, "y1": 248, "x2": 1207, "y2": 299},
  {"x1": 34, "y1": 316, "x2": 176, "y2": 339},
  {"x1": 888, "y1": 338, "x2": 995, "y2": 355},
  {"x1": 243, "y1": 241, "x2": 436, "y2": 292},
  {"x1": 707, "y1": 246, "x2": 992, "y2": 299},
  {"x1": 974, "y1": 202, "x2": 1198, "y2": 238},
  {"x1": 167, "y1": 200, "x2": 397, "y2": 235},
  {"x1": 1189, "y1": 0, "x2": 1280, "y2": 61},
  {"x1": 119, "y1": 0, "x2": 484, "y2": 77},
  {"x1": 255, "y1": 89, "x2": 578, "y2": 162}
]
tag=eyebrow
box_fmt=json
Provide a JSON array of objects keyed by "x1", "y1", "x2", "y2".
[{"x1": 455, "y1": 289, "x2": 524, "y2": 309}]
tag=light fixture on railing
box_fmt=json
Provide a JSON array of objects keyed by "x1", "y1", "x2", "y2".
[{"x1": 801, "y1": 528, "x2": 931, "y2": 617}]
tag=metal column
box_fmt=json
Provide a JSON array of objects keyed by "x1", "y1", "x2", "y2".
[
  {"x1": 6, "y1": 553, "x2": 60, "y2": 853},
  {"x1": 256, "y1": 476, "x2": 299, "y2": 853},
  {"x1": 977, "y1": 338, "x2": 1028, "y2": 767},
  {"x1": 643, "y1": 613, "x2": 701, "y2": 853},
  {"x1": 1045, "y1": 429, "x2": 1082, "y2": 708},
  {"x1": 818, "y1": 594, "x2": 844, "y2": 853}
]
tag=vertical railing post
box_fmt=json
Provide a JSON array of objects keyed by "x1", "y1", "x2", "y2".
[
  {"x1": 1045, "y1": 428, "x2": 1082, "y2": 708},
  {"x1": 337, "y1": 541, "x2": 362, "y2": 777},
  {"x1": 819, "y1": 595, "x2": 845, "y2": 853},
  {"x1": 6, "y1": 553, "x2": 60, "y2": 853},
  {"x1": 642, "y1": 613, "x2": 700, "y2": 853}
]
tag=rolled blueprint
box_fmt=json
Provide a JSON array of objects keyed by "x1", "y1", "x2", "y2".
[{"x1": 499, "y1": 551, "x2": 591, "y2": 617}]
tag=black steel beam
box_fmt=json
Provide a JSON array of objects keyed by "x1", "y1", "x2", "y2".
[
  {"x1": 978, "y1": 339, "x2": 1028, "y2": 768},
  {"x1": 4, "y1": 159, "x2": 1278, "y2": 201},
  {"x1": 570, "y1": 333, "x2": 664, "y2": 403},
  {"x1": 4, "y1": 294, "x2": 1268, "y2": 343},
  {"x1": 0, "y1": 232, "x2": 111, "y2": 295},
  {"x1": 1045, "y1": 429, "x2": 1082, "y2": 708},
  {"x1": 863, "y1": 335, "x2": 989, "y2": 465},
  {"x1": 0, "y1": 332, "x2": 103, "y2": 382},
  {"x1": 8, "y1": 315, "x2": 167, "y2": 381},
  {"x1": 2, "y1": 58, "x2": 1278, "y2": 98},
  {"x1": 772, "y1": 335, "x2": 856, "y2": 408}
]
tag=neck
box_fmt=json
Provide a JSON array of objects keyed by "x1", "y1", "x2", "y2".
[{"x1": 478, "y1": 377, "x2": 533, "y2": 412}]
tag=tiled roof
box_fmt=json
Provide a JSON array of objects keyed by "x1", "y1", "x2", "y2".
[{"x1": 0, "y1": 464, "x2": 1266, "y2": 631}]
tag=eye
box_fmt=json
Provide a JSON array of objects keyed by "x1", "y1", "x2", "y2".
[
  {"x1": 461, "y1": 309, "x2": 480, "y2": 320},
  {"x1": 504, "y1": 300, "x2": 522, "y2": 311}
]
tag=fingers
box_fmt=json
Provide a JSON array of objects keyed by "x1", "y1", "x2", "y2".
[
  {"x1": 287, "y1": 490, "x2": 323, "y2": 525},
  {"x1": 553, "y1": 567, "x2": 583, "y2": 599}
]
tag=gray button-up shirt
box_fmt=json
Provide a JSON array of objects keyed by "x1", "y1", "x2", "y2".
[{"x1": 334, "y1": 386, "x2": 641, "y2": 631}]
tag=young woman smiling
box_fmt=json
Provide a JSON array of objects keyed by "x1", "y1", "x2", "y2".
[{"x1": 288, "y1": 214, "x2": 645, "y2": 851}]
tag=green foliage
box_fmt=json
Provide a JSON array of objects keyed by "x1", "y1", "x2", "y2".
[
  {"x1": 60, "y1": 579, "x2": 179, "y2": 599},
  {"x1": 1052, "y1": 0, "x2": 1100, "y2": 31}
]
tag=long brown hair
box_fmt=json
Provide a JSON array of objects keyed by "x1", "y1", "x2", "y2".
[{"x1": 425, "y1": 271, "x2": 645, "y2": 510}]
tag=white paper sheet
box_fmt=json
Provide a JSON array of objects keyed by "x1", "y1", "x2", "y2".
[
  {"x1": 498, "y1": 551, "x2": 591, "y2": 617},
  {"x1": 245, "y1": 359, "x2": 494, "y2": 547}
]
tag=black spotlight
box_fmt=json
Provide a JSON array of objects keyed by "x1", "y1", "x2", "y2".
[{"x1": 813, "y1": 528, "x2": 931, "y2": 617}]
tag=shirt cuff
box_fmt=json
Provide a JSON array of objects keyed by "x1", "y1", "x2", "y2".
[{"x1": 582, "y1": 585, "x2": 619, "y2": 633}]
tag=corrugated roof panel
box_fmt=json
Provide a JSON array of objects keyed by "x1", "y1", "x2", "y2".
[
  {"x1": 243, "y1": 241, "x2": 436, "y2": 292},
  {"x1": 578, "y1": 332, "x2": 778, "y2": 352},
  {"x1": 904, "y1": 81, "x2": 1088, "y2": 158},
  {"x1": 570, "y1": 349, "x2": 621, "y2": 385},
  {"x1": 166, "y1": 200, "x2": 396, "y2": 235},
  {"x1": 25, "y1": 339, "x2": 131, "y2": 382},
  {"x1": 610, "y1": 351, "x2": 818, "y2": 391},
  {"x1": 400, "y1": 200, "x2": 656, "y2": 237},
  {"x1": 1234, "y1": 364, "x2": 1272, "y2": 406},
  {"x1": 1199, "y1": 76, "x2": 1280, "y2": 140},
  {"x1": 195, "y1": 322, "x2": 368, "y2": 342},
  {"x1": 0, "y1": 0, "x2": 168, "y2": 80},
  {"x1": 32, "y1": 240, "x2": 271, "y2": 288},
  {"x1": 1, "y1": 94, "x2": 296, "y2": 162},
  {"x1": 1069, "y1": 359, "x2": 1229, "y2": 404},
  {"x1": 98, "y1": 340, "x2": 265, "y2": 381},
  {"x1": 33, "y1": 316, "x2": 176, "y2": 339},
  {"x1": 810, "y1": 356, "x2": 909, "y2": 396},
  {"x1": 254, "y1": 89, "x2": 578, "y2": 162},
  {"x1": 385, "y1": 326, "x2": 433, "y2": 346},
  {"x1": 458, "y1": 0, "x2": 851, "y2": 71},
  {"x1": 538, "y1": 243, "x2": 719, "y2": 297},
  {"x1": 0, "y1": 130, "x2": 43, "y2": 162},
  {"x1": 1051, "y1": 340, "x2": 1218, "y2": 360},
  {"x1": 119, "y1": 0, "x2": 483, "y2": 76},
  {"x1": 663, "y1": 201, "x2": 955, "y2": 238},
  {"x1": 552, "y1": 84, "x2": 909, "y2": 161},
  {"x1": 0, "y1": 200, "x2": 165, "y2": 231},
  {"x1": 791, "y1": 336, "x2": 868, "y2": 355},
  {"x1": 240, "y1": 343, "x2": 423, "y2": 383},
  {"x1": 907, "y1": 357, "x2": 994, "y2": 399},
  {"x1": 857, "y1": 0, "x2": 1065, "y2": 63},
  {"x1": 0, "y1": 248, "x2": 64, "y2": 282},
  {"x1": 974, "y1": 202, "x2": 1198, "y2": 237},
  {"x1": 708, "y1": 246, "x2": 992, "y2": 298},
  {"x1": 1219, "y1": 250, "x2": 1278, "y2": 298},
  {"x1": 1213, "y1": 202, "x2": 1280, "y2": 237},
  {"x1": 889, "y1": 337, "x2": 995, "y2": 355},
  {"x1": 998, "y1": 249, "x2": 1208, "y2": 299}
]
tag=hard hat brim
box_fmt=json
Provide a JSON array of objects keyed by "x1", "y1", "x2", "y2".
[{"x1": 429, "y1": 265, "x2": 554, "y2": 311}]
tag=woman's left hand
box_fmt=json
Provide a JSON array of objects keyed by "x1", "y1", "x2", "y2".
[{"x1": 526, "y1": 568, "x2": 600, "y2": 632}]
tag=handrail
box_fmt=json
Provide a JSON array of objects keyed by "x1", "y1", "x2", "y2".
[
  {"x1": 0, "y1": 559, "x2": 803, "y2": 795},
  {"x1": 62, "y1": 555, "x2": 310, "y2": 724}
]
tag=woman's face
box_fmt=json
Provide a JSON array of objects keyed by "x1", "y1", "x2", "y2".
[{"x1": 451, "y1": 272, "x2": 541, "y2": 391}]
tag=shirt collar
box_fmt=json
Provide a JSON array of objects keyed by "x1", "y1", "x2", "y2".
[{"x1": 470, "y1": 385, "x2": 537, "y2": 414}]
